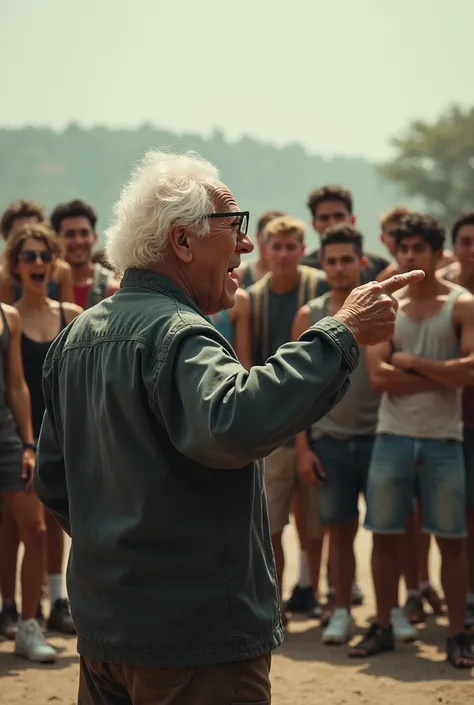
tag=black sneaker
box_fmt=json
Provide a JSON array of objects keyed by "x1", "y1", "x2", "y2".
[
  {"x1": 446, "y1": 632, "x2": 474, "y2": 668},
  {"x1": 284, "y1": 585, "x2": 317, "y2": 615},
  {"x1": 0, "y1": 601, "x2": 19, "y2": 640},
  {"x1": 465, "y1": 602, "x2": 474, "y2": 632},
  {"x1": 47, "y1": 598, "x2": 76, "y2": 634}
]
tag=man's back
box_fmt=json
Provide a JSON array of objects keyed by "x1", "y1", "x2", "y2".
[{"x1": 39, "y1": 269, "x2": 281, "y2": 668}]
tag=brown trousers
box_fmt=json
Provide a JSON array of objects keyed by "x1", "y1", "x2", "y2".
[{"x1": 78, "y1": 653, "x2": 271, "y2": 705}]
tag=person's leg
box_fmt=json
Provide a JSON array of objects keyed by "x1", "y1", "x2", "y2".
[
  {"x1": 2, "y1": 489, "x2": 57, "y2": 662},
  {"x1": 264, "y1": 446, "x2": 294, "y2": 625},
  {"x1": 309, "y1": 437, "x2": 359, "y2": 643},
  {"x1": 402, "y1": 508, "x2": 425, "y2": 624},
  {"x1": 350, "y1": 434, "x2": 414, "y2": 657},
  {"x1": 0, "y1": 505, "x2": 20, "y2": 638},
  {"x1": 44, "y1": 510, "x2": 75, "y2": 633},
  {"x1": 462, "y1": 427, "x2": 474, "y2": 630},
  {"x1": 420, "y1": 439, "x2": 474, "y2": 668},
  {"x1": 284, "y1": 488, "x2": 318, "y2": 615}
]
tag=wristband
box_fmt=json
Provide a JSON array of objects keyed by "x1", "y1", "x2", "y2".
[{"x1": 23, "y1": 442, "x2": 37, "y2": 452}]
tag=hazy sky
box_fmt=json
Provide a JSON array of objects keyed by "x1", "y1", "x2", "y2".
[{"x1": 2, "y1": 0, "x2": 472, "y2": 160}]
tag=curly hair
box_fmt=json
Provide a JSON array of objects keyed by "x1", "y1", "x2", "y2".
[
  {"x1": 0, "y1": 199, "x2": 45, "y2": 239},
  {"x1": 50, "y1": 199, "x2": 98, "y2": 233},
  {"x1": 306, "y1": 185, "x2": 353, "y2": 218},
  {"x1": 394, "y1": 214, "x2": 445, "y2": 252}
]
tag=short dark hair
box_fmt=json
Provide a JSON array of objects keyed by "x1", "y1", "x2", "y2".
[
  {"x1": 320, "y1": 224, "x2": 363, "y2": 257},
  {"x1": 256, "y1": 209, "x2": 285, "y2": 234},
  {"x1": 306, "y1": 185, "x2": 353, "y2": 218},
  {"x1": 394, "y1": 214, "x2": 445, "y2": 252},
  {"x1": 50, "y1": 199, "x2": 98, "y2": 233},
  {"x1": 451, "y1": 211, "x2": 474, "y2": 245},
  {"x1": 0, "y1": 199, "x2": 45, "y2": 239}
]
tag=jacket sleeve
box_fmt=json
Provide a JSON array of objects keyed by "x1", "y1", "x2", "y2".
[
  {"x1": 33, "y1": 360, "x2": 71, "y2": 536},
  {"x1": 153, "y1": 316, "x2": 359, "y2": 469}
]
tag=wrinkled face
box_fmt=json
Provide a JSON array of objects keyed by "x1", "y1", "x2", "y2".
[
  {"x1": 181, "y1": 187, "x2": 254, "y2": 314},
  {"x1": 265, "y1": 233, "x2": 305, "y2": 276},
  {"x1": 320, "y1": 242, "x2": 366, "y2": 292},
  {"x1": 454, "y1": 224, "x2": 474, "y2": 275},
  {"x1": 58, "y1": 216, "x2": 97, "y2": 266},
  {"x1": 16, "y1": 237, "x2": 55, "y2": 295},
  {"x1": 396, "y1": 235, "x2": 441, "y2": 276},
  {"x1": 313, "y1": 200, "x2": 354, "y2": 236}
]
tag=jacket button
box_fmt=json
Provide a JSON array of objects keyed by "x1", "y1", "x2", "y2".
[{"x1": 350, "y1": 346, "x2": 358, "y2": 357}]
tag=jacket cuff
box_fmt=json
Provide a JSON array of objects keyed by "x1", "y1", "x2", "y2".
[{"x1": 311, "y1": 316, "x2": 360, "y2": 372}]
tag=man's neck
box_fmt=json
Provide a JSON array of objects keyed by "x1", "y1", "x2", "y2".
[
  {"x1": 407, "y1": 274, "x2": 440, "y2": 299},
  {"x1": 329, "y1": 288, "x2": 352, "y2": 313},
  {"x1": 71, "y1": 261, "x2": 94, "y2": 286},
  {"x1": 268, "y1": 269, "x2": 300, "y2": 294}
]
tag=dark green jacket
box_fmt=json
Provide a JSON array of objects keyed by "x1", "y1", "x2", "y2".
[{"x1": 34, "y1": 268, "x2": 359, "y2": 668}]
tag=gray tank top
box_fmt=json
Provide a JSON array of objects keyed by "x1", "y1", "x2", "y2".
[
  {"x1": 308, "y1": 293, "x2": 380, "y2": 439},
  {"x1": 377, "y1": 287, "x2": 464, "y2": 440},
  {"x1": 0, "y1": 306, "x2": 22, "y2": 449}
]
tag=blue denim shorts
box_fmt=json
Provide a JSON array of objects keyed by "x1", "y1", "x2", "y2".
[
  {"x1": 310, "y1": 435, "x2": 374, "y2": 526},
  {"x1": 365, "y1": 434, "x2": 466, "y2": 538},
  {"x1": 463, "y1": 427, "x2": 474, "y2": 509}
]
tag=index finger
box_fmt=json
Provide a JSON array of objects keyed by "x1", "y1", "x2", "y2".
[{"x1": 379, "y1": 269, "x2": 425, "y2": 295}]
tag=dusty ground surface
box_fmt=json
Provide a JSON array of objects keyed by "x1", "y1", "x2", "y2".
[{"x1": 0, "y1": 522, "x2": 472, "y2": 704}]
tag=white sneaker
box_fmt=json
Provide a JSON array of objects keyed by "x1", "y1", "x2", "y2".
[
  {"x1": 322, "y1": 607, "x2": 354, "y2": 644},
  {"x1": 390, "y1": 607, "x2": 418, "y2": 642},
  {"x1": 15, "y1": 618, "x2": 57, "y2": 663}
]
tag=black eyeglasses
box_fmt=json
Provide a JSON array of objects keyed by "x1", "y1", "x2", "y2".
[
  {"x1": 19, "y1": 250, "x2": 54, "y2": 264},
  {"x1": 205, "y1": 211, "x2": 249, "y2": 236}
]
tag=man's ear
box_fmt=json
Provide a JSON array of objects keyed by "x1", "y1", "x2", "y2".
[{"x1": 169, "y1": 225, "x2": 192, "y2": 263}]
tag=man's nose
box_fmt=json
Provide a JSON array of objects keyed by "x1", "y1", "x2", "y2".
[{"x1": 239, "y1": 234, "x2": 254, "y2": 255}]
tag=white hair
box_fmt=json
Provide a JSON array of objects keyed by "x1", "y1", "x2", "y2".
[{"x1": 105, "y1": 149, "x2": 221, "y2": 273}]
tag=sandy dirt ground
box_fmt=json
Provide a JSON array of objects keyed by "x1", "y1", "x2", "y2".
[{"x1": 0, "y1": 521, "x2": 472, "y2": 704}]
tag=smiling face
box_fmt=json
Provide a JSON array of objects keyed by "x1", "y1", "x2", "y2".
[
  {"x1": 169, "y1": 186, "x2": 254, "y2": 314},
  {"x1": 16, "y1": 237, "x2": 55, "y2": 295},
  {"x1": 58, "y1": 215, "x2": 97, "y2": 267}
]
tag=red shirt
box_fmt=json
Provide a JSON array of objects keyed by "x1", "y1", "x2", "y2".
[{"x1": 74, "y1": 284, "x2": 91, "y2": 310}]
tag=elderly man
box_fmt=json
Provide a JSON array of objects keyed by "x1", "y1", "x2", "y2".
[{"x1": 34, "y1": 150, "x2": 423, "y2": 705}]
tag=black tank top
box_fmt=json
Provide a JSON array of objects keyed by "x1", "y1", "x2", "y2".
[{"x1": 21, "y1": 305, "x2": 67, "y2": 439}]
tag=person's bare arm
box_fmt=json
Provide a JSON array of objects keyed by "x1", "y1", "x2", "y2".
[
  {"x1": 0, "y1": 269, "x2": 15, "y2": 304},
  {"x1": 4, "y1": 306, "x2": 35, "y2": 487},
  {"x1": 4, "y1": 306, "x2": 34, "y2": 444},
  {"x1": 392, "y1": 295, "x2": 474, "y2": 388},
  {"x1": 366, "y1": 340, "x2": 443, "y2": 395},
  {"x1": 232, "y1": 289, "x2": 252, "y2": 369},
  {"x1": 56, "y1": 260, "x2": 75, "y2": 303},
  {"x1": 292, "y1": 306, "x2": 312, "y2": 453}
]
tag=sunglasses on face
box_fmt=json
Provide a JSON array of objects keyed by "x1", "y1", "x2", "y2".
[
  {"x1": 19, "y1": 249, "x2": 54, "y2": 264},
  {"x1": 205, "y1": 211, "x2": 249, "y2": 236}
]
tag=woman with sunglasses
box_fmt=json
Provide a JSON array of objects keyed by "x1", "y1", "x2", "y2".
[{"x1": 1, "y1": 223, "x2": 82, "y2": 649}]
